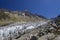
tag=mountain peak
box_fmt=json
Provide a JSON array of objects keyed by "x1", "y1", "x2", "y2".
[{"x1": 57, "y1": 14, "x2": 60, "y2": 17}]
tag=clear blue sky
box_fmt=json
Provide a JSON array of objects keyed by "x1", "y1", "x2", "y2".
[{"x1": 0, "y1": 0, "x2": 60, "y2": 18}]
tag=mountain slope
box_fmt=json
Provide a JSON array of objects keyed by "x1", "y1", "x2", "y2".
[
  {"x1": 1, "y1": 9, "x2": 60, "y2": 40},
  {"x1": 0, "y1": 19, "x2": 50, "y2": 40},
  {"x1": 0, "y1": 9, "x2": 47, "y2": 26}
]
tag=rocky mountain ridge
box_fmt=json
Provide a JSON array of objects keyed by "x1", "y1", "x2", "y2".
[{"x1": 0, "y1": 9, "x2": 47, "y2": 26}]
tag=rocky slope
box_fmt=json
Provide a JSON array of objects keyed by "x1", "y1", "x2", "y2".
[
  {"x1": 0, "y1": 9, "x2": 47, "y2": 26},
  {"x1": 12, "y1": 15, "x2": 60, "y2": 40},
  {"x1": 0, "y1": 9, "x2": 60, "y2": 40}
]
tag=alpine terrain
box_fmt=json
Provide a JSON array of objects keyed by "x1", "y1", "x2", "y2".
[{"x1": 0, "y1": 9, "x2": 60, "y2": 40}]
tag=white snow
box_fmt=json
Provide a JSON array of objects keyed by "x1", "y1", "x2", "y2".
[{"x1": 26, "y1": 26, "x2": 34, "y2": 29}]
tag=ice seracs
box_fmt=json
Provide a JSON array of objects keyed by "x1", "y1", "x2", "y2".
[{"x1": 0, "y1": 20, "x2": 50, "y2": 40}]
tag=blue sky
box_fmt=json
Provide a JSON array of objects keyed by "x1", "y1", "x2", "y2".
[{"x1": 0, "y1": 0, "x2": 60, "y2": 18}]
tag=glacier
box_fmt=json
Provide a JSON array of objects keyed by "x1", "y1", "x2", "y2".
[{"x1": 0, "y1": 20, "x2": 50, "y2": 40}]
